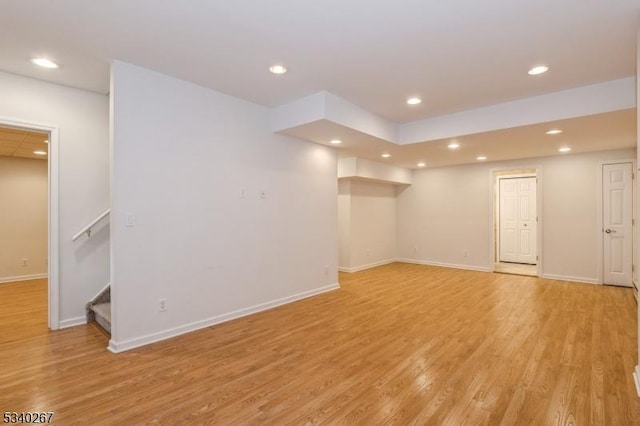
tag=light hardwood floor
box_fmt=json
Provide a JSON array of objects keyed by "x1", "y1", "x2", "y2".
[{"x1": 1, "y1": 265, "x2": 639, "y2": 424}]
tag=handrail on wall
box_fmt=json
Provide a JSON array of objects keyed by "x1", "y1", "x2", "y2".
[{"x1": 72, "y1": 209, "x2": 110, "y2": 241}]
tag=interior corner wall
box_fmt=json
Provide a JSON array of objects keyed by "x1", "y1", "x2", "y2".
[
  {"x1": 0, "y1": 71, "x2": 110, "y2": 324},
  {"x1": 396, "y1": 148, "x2": 636, "y2": 281},
  {"x1": 110, "y1": 61, "x2": 338, "y2": 350},
  {"x1": 338, "y1": 179, "x2": 351, "y2": 269},
  {"x1": 0, "y1": 157, "x2": 47, "y2": 281},
  {"x1": 338, "y1": 178, "x2": 397, "y2": 272}
]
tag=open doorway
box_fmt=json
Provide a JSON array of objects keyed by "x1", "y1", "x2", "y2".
[
  {"x1": 0, "y1": 119, "x2": 59, "y2": 333},
  {"x1": 491, "y1": 168, "x2": 542, "y2": 277},
  {"x1": 0, "y1": 125, "x2": 49, "y2": 336}
]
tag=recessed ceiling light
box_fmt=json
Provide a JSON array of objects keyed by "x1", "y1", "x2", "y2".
[
  {"x1": 447, "y1": 142, "x2": 460, "y2": 149},
  {"x1": 476, "y1": 155, "x2": 487, "y2": 161},
  {"x1": 407, "y1": 97, "x2": 422, "y2": 105},
  {"x1": 417, "y1": 162, "x2": 426, "y2": 167},
  {"x1": 330, "y1": 139, "x2": 342, "y2": 145},
  {"x1": 546, "y1": 129, "x2": 563, "y2": 135},
  {"x1": 33, "y1": 150, "x2": 47, "y2": 155},
  {"x1": 381, "y1": 153, "x2": 391, "y2": 158},
  {"x1": 31, "y1": 58, "x2": 59, "y2": 69},
  {"x1": 528, "y1": 65, "x2": 549, "y2": 76},
  {"x1": 558, "y1": 147, "x2": 571, "y2": 153},
  {"x1": 269, "y1": 64, "x2": 287, "y2": 75}
]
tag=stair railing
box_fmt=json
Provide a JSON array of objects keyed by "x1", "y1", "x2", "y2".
[{"x1": 72, "y1": 209, "x2": 110, "y2": 241}]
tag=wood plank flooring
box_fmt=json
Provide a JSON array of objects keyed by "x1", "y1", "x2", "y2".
[
  {"x1": 1, "y1": 264, "x2": 639, "y2": 424},
  {"x1": 0, "y1": 278, "x2": 48, "y2": 343}
]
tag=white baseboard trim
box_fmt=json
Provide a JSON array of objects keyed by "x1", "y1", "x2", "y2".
[
  {"x1": 395, "y1": 258, "x2": 492, "y2": 273},
  {"x1": 0, "y1": 273, "x2": 48, "y2": 284},
  {"x1": 108, "y1": 283, "x2": 340, "y2": 353},
  {"x1": 633, "y1": 366, "x2": 640, "y2": 398},
  {"x1": 58, "y1": 316, "x2": 87, "y2": 329},
  {"x1": 338, "y1": 259, "x2": 395, "y2": 273},
  {"x1": 540, "y1": 274, "x2": 599, "y2": 285}
]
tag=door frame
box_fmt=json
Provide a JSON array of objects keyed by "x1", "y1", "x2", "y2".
[
  {"x1": 496, "y1": 173, "x2": 537, "y2": 265},
  {"x1": 0, "y1": 116, "x2": 60, "y2": 329},
  {"x1": 597, "y1": 159, "x2": 636, "y2": 286},
  {"x1": 489, "y1": 166, "x2": 543, "y2": 276}
]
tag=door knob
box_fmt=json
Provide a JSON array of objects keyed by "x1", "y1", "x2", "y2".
[{"x1": 605, "y1": 228, "x2": 616, "y2": 233}]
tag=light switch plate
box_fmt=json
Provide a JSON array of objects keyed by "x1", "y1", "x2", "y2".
[{"x1": 125, "y1": 212, "x2": 136, "y2": 227}]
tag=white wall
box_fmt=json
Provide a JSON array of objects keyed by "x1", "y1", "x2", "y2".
[
  {"x1": 338, "y1": 179, "x2": 396, "y2": 272},
  {"x1": 0, "y1": 71, "x2": 110, "y2": 325},
  {"x1": 0, "y1": 157, "x2": 47, "y2": 282},
  {"x1": 338, "y1": 157, "x2": 412, "y2": 185},
  {"x1": 110, "y1": 61, "x2": 338, "y2": 351},
  {"x1": 350, "y1": 180, "x2": 396, "y2": 269},
  {"x1": 396, "y1": 149, "x2": 636, "y2": 282},
  {"x1": 338, "y1": 179, "x2": 351, "y2": 268}
]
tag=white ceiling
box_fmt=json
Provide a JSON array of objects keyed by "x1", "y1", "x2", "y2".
[
  {"x1": 282, "y1": 109, "x2": 636, "y2": 169},
  {"x1": 0, "y1": 0, "x2": 638, "y2": 167}
]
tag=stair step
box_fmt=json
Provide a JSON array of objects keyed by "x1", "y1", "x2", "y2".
[{"x1": 91, "y1": 302, "x2": 111, "y2": 334}]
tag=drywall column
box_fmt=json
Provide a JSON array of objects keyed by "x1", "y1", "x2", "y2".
[
  {"x1": 110, "y1": 61, "x2": 338, "y2": 352},
  {"x1": 635, "y1": 28, "x2": 640, "y2": 396}
]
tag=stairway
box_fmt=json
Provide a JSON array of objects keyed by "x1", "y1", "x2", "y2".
[
  {"x1": 86, "y1": 284, "x2": 111, "y2": 334},
  {"x1": 74, "y1": 211, "x2": 112, "y2": 336}
]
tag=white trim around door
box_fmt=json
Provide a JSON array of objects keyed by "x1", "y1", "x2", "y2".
[
  {"x1": 489, "y1": 167, "x2": 543, "y2": 277},
  {"x1": 597, "y1": 159, "x2": 636, "y2": 286},
  {"x1": 0, "y1": 117, "x2": 60, "y2": 330}
]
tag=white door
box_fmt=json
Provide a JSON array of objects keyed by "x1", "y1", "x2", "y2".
[
  {"x1": 603, "y1": 163, "x2": 633, "y2": 287},
  {"x1": 499, "y1": 177, "x2": 537, "y2": 264}
]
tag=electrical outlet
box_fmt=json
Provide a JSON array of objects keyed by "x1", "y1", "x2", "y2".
[
  {"x1": 159, "y1": 298, "x2": 167, "y2": 312},
  {"x1": 463, "y1": 250, "x2": 468, "y2": 258},
  {"x1": 22, "y1": 258, "x2": 28, "y2": 267}
]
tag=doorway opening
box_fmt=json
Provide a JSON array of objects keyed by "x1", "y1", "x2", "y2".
[
  {"x1": 0, "y1": 118, "x2": 59, "y2": 331},
  {"x1": 491, "y1": 168, "x2": 541, "y2": 277}
]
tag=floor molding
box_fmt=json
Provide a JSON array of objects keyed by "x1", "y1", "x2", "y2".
[
  {"x1": 59, "y1": 316, "x2": 87, "y2": 329},
  {"x1": 541, "y1": 274, "x2": 599, "y2": 285},
  {"x1": 395, "y1": 258, "x2": 492, "y2": 273},
  {"x1": 109, "y1": 283, "x2": 341, "y2": 353},
  {"x1": 338, "y1": 259, "x2": 395, "y2": 273},
  {"x1": 0, "y1": 273, "x2": 48, "y2": 285},
  {"x1": 634, "y1": 366, "x2": 640, "y2": 398}
]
